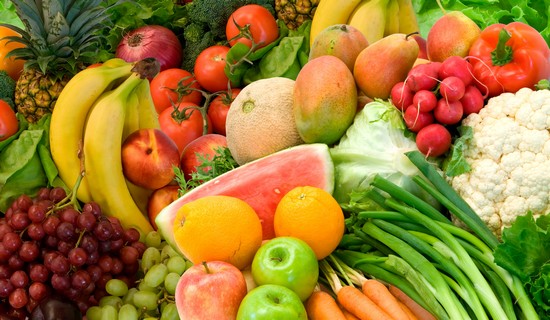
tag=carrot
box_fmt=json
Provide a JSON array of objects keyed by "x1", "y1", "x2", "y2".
[
  {"x1": 388, "y1": 285, "x2": 437, "y2": 320},
  {"x1": 397, "y1": 301, "x2": 418, "y2": 320},
  {"x1": 361, "y1": 279, "x2": 411, "y2": 320},
  {"x1": 336, "y1": 285, "x2": 394, "y2": 320},
  {"x1": 341, "y1": 306, "x2": 361, "y2": 320},
  {"x1": 305, "y1": 290, "x2": 347, "y2": 320}
]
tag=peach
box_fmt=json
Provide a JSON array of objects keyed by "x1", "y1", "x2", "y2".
[{"x1": 121, "y1": 128, "x2": 181, "y2": 190}]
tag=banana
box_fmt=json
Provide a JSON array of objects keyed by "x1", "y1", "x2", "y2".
[
  {"x1": 50, "y1": 60, "x2": 134, "y2": 203},
  {"x1": 122, "y1": 87, "x2": 141, "y2": 140},
  {"x1": 347, "y1": 0, "x2": 390, "y2": 45},
  {"x1": 124, "y1": 85, "x2": 155, "y2": 216},
  {"x1": 309, "y1": 0, "x2": 364, "y2": 47},
  {"x1": 134, "y1": 79, "x2": 161, "y2": 130},
  {"x1": 384, "y1": 0, "x2": 400, "y2": 36},
  {"x1": 83, "y1": 73, "x2": 154, "y2": 236},
  {"x1": 396, "y1": 0, "x2": 420, "y2": 34}
]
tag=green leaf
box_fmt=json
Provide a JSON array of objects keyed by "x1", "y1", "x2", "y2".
[
  {"x1": 443, "y1": 126, "x2": 473, "y2": 177},
  {"x1": 494, "y1": 212, "x2": 550, "y2": 282}
]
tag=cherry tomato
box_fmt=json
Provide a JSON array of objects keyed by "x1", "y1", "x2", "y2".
[
  {"x1": 226, "y1": 4, "x2": 279, "y2": 49},
  {"x1": 207, "y1": 88, "x2": 241, "y2": 136},
  {"x1": 0, "y1": 100, "x2": 18, "y2": 142},
  {"x1": 150, "y1": 68, "x2": 203, "y2": 115},
  {"x1": 194, "y1": 45, "x2": 234, "y2": 93},
  {"x1": 158, "y1": 101, "x2": 212, "y2": 154},
  {"x1": 0, "y1": 26, "x2": 25, "y2": 81}
]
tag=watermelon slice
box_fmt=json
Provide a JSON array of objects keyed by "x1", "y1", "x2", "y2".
[{"x1": 155, "y1": 143, "x2": 334, "y2": 255}]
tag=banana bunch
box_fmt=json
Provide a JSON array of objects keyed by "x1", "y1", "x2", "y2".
[
  {"x1": 310, "y1": 0, "x2": 419, "y2": 46},
  {"x1": 50, "y1": 58, "x2": 161, "y2": 236}
]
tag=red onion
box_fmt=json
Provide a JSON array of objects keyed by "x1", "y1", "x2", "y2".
[{"x1": 115, "y1": 25, "x2": 183, "y2": 72}]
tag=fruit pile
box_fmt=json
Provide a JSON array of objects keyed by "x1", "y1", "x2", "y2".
[{"x1": 0, "y1": 187, "x2": 146, "y2": 317}]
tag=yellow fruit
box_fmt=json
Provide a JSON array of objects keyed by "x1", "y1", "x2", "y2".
[
  {"x1": 172, "y1": 195, "x2": 263, "y2": 270},
  {"x1": 274, "y1": 186, "x2": 345, "y2": 260},
  {"x1": 225, "y1": 77, "x2": 304, "y2": 165}
]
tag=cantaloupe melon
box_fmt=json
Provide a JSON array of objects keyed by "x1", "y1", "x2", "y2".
[{"x1": 225, "y1": 77, "x2": 304, "y2": 165}]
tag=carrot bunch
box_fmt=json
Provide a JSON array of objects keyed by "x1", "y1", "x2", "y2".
[{"x1": 308, "y1": 256, "x2": 429, "y2": 320}]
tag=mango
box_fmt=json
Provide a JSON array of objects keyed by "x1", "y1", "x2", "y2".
[{"x1": 293, "y1": 55, "x2": 357, "y2": 145}]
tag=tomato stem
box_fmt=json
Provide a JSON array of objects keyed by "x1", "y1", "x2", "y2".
[{"x1": 490, "y1": 28, "x2": 513, "y2": 66}]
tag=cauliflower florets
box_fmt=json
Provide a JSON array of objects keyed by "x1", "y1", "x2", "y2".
[{"x1": 448, "y1": 88, "x2": 550, "y2": 238}]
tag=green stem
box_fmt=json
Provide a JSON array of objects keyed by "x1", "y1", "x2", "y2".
[
  {"x1": 363, "y1": 221, "x2": 466, "y2": 319},
  {"x1": 405, "y1": 151, "x2": 500, "y2": 250},
  {"x1": 491, "y1": 28, "x2": 513, "y2": 66},
  {"x1": 385, "y1": 198, "x2": 509, "y2": 320}
]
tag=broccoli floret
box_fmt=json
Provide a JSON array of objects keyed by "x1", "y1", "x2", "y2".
[
  {"x1": 183, "y1": 22, "x2": 209, "y2": 44},
  {"x1": 187, "y1": 0, "x2": 275, "y2": 40},
  {"x1": 0, "y1": 70, "x2": 16, "y2": 102}
]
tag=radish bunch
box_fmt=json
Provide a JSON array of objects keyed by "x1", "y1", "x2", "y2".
[{"x1": 390, "y1": 56, "x2": 485, "y2": 157}]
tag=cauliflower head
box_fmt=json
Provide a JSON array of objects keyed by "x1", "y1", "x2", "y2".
[{"x1": 448, "y1": 88, "x2": 550, "y2": 238}]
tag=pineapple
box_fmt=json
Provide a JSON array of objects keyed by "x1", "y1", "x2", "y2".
[
  {"x1": 1, "y1": 0, "x2": 112, "y2": 123},
  {"x1": 275, "y1": 0, "x2": 319, "y2": 30}
]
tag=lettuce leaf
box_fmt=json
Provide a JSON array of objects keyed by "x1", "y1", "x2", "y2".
[
  {"x1": 412, "y1": 0, "x2": 550, "y2": 46},
  {"x1": 0, "y1": 114, "x2": 66, "y2": 213},
  {"x1": 494, "y1": 212, "x2": 550, "y2": 319},
  {"x1": 0, "y1": 0, "x2": 23, "y2": 27}
]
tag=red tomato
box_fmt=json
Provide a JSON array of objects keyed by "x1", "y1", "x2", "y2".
[
  {"x1": 0, "y1": 100, "x2": 18, "y2": 142},
  {"x1": 150, "y1": 68, "x2": 203, "y2": 115},
  {"x1": 159, "y1": 102, "x2": 212, "y2": 154},
  {"x1": 226, "y1": 4, "x2": 279, "y2": 49},
  {"x1": 207, "y1": 88, "x2": 241, "y2": 136},
  {"x1": 194, "y1": 45, "x2": 233, "y2": 93}
]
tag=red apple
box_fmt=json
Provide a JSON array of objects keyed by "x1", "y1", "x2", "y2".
[
  {"x1": 180, "y1": 133, "x2": 228, "y2": 180},
  {"x1": 175, "y1": 261, "x2": 247, "y2": 320},
  {"x1": 147, "y1": 185, "x2": 180, "y2": 230},
  {"x1": 121, "y1": 128, "x2": 181, "y2": 190},
  {"x1": 412, "y1": 35, "x2": 428, "y2": 60}
]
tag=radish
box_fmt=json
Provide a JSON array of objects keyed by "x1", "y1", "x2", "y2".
[
  {"x1": 412, "y1": 89, "x2": 437, "y2": 112},
  {"x1": 390, "y1": 81, "x2": 414, "y2": 111},
  {"x1": 415, "y1": 123, "x2": 452, "y2": 157},
  {"x1": 403, "y1": 105, "x2": 434, "y2": 132},
  {"x1": 439, "y1": 76, "x2": 466, "y2": 102},
  {"x1": 460, "y1": 85, "x2": 485, "y2": 115},
  {"x1": 438, "y1": 56, "x2": 474, "y2": 86},
  {"x1": 406, "y1": 63, "x2": 439, "y2": 92},
  {"x1": 434, "y1": 99, "x2": 463, "y2": 125}
]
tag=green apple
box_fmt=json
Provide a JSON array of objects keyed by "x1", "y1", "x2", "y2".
[
  {"x1": 251, "y1": 236, "x2": 318, "y2": 301},
  {"x1": 236, "y1": 284, "x2": 307, "y2": 320}
]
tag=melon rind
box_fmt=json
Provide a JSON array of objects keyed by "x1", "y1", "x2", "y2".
[{"x1": 155, "y1": 143, "x2": 335, "y2": 256}]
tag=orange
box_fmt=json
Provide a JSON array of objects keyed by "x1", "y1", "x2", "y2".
[
  {"x1": 274, "y1": 186, "x2": 345, "y2": 260},
  {"x1": 172, "y1": 195, "x2": 263, "y2": 270},
  {"x1": 0, "y1": 26, "x2": 25, "y2": 81}
]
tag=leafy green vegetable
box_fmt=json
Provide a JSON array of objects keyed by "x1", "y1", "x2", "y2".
[
  {"x1": 494, "y1": 212, "x2": 550, "y2": 319},
  {"x1": 329, "y1": 100, "x2": 435, "y2": 207},
  {"x1": 0, "y1": 114, "x2": 66, "y2": 213},
  {"x1": 443, "y1": 125, "x2": 473, "y2": 177},
  {"x1": 412, "y1": 0, "x2": 550, "y2": 46},
  {"x1": 0, "y1": 0, "x2": 23, "y2": 27}
]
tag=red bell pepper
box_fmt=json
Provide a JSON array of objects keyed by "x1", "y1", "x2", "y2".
[{"x1": 468, "y1": 21, "x2": 550, "y2": 97}]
